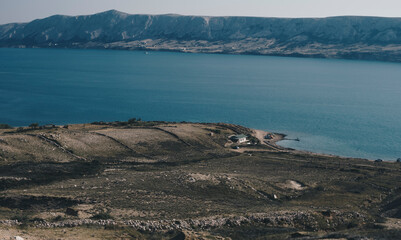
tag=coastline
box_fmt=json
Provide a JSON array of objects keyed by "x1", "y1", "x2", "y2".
[
  {"x1": 2, "y1": 45, "x2": 401, "y2": 64},
  {"x1": 2, "y1": 121, "x2": 396, "y2": 163},
  {"x1": 242, "y1": 128, "x2": 398, "y2": 163}
]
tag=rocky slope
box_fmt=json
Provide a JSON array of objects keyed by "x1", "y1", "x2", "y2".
[
  {"x1": 0, "y1": 121, "x2": 401, "y2": 239},
  {"x1": 1, "y1": 10, "x2": 401, "y2": 61}
]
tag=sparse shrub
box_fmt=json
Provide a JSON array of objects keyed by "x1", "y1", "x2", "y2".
[
  {"x1": 128, "y1": 118, "x2": 138, "y2": 124},
  {"x1": 31, "y1": 217, "x2": 44, "y2": 222},
  {"x1": 104, "y1": 225, "x2": 119, "y2": 230},
  {"x1": 128, "y1": 117, "x2": 147, "y2": 126},
  {"x1": 12, "y1": 214, "x2": 30, "y2": 223},
  {"x1": 29, "y1": 123, "x2": 39, "y2": 129},
  {"x1": 65, "y1": 207, "x2": 79, "y2": 216},
  {"x1": 16, "y1": 127, "x2": 25, "y2": 132},
  {"x1": 12, "y1": 214, "x2": 32, "y2": 229},
  {"x1": 91, "y1": 212, "x2": 113, "y2": 220},
  {"x1": 213, "y1": 129, "x2": 221, "y2": 134},
  {"x1": 347, "y1": 221, "x2": 359, "y2": 229},
  {"x1": 124, "y1": 228, "x2": 144, "y2": 238},
  {"x1": 170, "y1": 231, "x2": 186, "y2": 240},
  {"x1": 0, "y1": 123, "x2": 12, "y2": 129},
  {"x1": 112, "y1": 121, "x2": 128, "y2": 126},
  {"x1": 248, "y1": 135, "x2": 260, "y2": 144},
  {"x1": 205, "y1": 128, "x2": 221, "y2": 134},
  {"x1": 53, "y1": 215, "x2": 64, "y2": 221},
  {"x1": 91, "y1": 121, "x2": 106, "y2": 125}
]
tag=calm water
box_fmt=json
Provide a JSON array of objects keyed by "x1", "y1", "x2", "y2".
[{"x1": 1, "y1": 48, "x2": 401, "y2": 160}]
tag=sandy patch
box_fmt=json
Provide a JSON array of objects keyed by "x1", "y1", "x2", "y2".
[
  {"x1": 187, "y1": 173, "x2": 220, "y2": 184},
  {"x1": 280, "y1": 180, "x2": 306, "y2": 190}
]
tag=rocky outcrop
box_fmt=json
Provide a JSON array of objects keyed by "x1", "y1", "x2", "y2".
[
  {"x1": 3, "y1": 211, "x2": 367, "y2": 233},
  {"x1": 1, "y1": 10, "x2": 401, "y2": 61}
]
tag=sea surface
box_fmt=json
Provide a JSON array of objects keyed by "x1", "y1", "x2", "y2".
[{"x1": 1, "y1": 48, "x2": 401, "y2": 160}]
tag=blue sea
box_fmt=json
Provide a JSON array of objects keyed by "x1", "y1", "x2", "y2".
[{"x1": 1, "y1": 48, "x2": 401, "y2": 160}]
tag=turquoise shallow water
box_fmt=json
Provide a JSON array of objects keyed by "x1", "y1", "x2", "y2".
[{"x1": 0, "y1": 48, "x2": 401, "y2": 160}]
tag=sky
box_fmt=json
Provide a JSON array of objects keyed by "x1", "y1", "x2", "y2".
[{"x1": 1, "y1": 0, "x2": 401, "y2": 24}]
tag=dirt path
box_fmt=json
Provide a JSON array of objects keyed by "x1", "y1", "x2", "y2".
[
  {"x1": 253, "y1": 129, "x2": 286, "y2": 151},
  {"x1": 253, "y1": 129, "x2": 270, "y2": 145},
  {"x1": 152, "y1": 127, "x2": 192, "y2": 147},
  {"x1": 91, "y1": 132, "x2": 154, "y2": 159},
  {"x1": 28, "y1": 134, "x2": 87, "y2": 161}
]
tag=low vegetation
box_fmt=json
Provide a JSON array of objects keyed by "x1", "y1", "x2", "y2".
[
  {"x1": 0, "y1": 123, "x2": 12, "y2": 129},
  {"x1": 0, "y1": 121, "x2": 400, "y2": 239}
]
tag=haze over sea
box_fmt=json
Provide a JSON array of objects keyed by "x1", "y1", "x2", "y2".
[{"x1": 1, "y1": 48, "x2": 400, "y2": 160}]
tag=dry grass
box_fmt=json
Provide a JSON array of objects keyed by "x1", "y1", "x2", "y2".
[{"x1": 0, "y1": 122, "x2": 400, "y2": 239}]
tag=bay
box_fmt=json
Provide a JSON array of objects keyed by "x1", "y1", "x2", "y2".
[{"x1": 1, "y1": 48, "x2": 400, "y2": 160}]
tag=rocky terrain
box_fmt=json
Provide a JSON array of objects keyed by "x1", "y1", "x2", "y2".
[
  {"x1": 1, "y1": 10, "x2": 401, "y2": 62},
  {"x1": 0, "y1": 120, "x2": 400, "y2": 239}
]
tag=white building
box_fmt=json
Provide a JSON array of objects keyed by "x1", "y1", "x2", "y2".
[{"x1": 232, "y1": 134, "x2": 248, "y2": 143}]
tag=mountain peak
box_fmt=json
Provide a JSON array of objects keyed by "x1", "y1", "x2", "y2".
[{"x1": 97, "y1": 9, "x2": 128, "y2": 16}]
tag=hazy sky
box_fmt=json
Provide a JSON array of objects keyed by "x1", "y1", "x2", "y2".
[{"x1": 1, "y1": 0, "x2": 401, "y2": 24}]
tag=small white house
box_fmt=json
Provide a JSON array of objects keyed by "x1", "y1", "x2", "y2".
[{"x1": 231, "y1": 134, "x2": 248, "y2": 143}]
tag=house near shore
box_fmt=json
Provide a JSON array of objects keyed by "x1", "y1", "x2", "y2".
[{"x1": 231, "y1": 134, "x2": 248, "y2": 143}]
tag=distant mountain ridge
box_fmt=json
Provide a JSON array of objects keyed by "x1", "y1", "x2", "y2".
[{"x1": 1, "y1": 10, "x2": 401, "y2": 62}]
